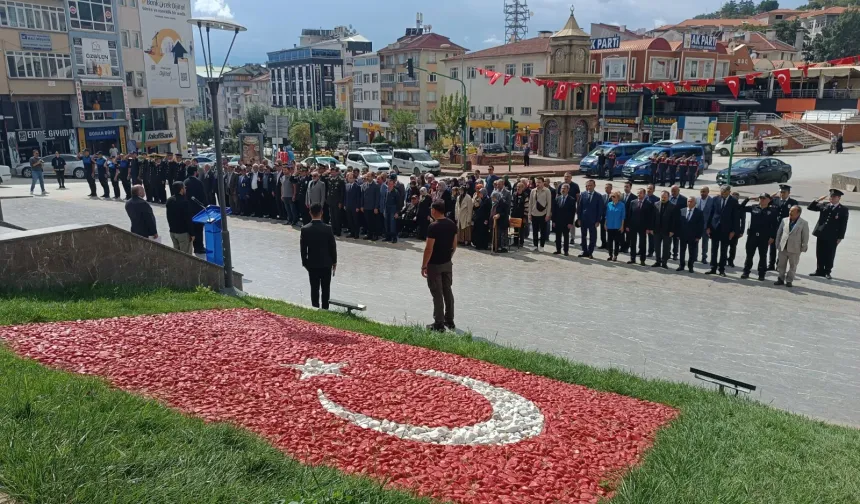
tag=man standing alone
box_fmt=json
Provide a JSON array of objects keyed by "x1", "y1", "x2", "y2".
[
  {"x1": 422, "y1": 200, "x2": 457, "y2": 332},
  {"x1": 125, "y1": 185, "x2": 158, "y2": 240},
  {"x1": 300, "y1": 203, "x2": 337, "y2": 309},
  {"x1": 166, "y1": 181, "x2": 194, "y2": 254}
]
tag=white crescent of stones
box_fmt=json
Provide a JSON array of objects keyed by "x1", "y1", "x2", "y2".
[{"x1": 316, "y1": 369, "x2": 545, "y2": 446}]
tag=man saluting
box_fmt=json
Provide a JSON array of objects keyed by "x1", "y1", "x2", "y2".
[{"x1": 808, "y1": 189, "x2": 849, "y2": 280}]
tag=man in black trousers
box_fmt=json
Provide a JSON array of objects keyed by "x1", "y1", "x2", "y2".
[
  {"x1": 651, "y1": 190, "x2": 677, "y2": 269},
  {"x1": 626, "y1": 188, "x2": 653, "y2": 265},
  {"x1": 300, "y1": 203, "x2": 337, "y2": 309},
  {"x1": 706, "y1": 185, "x2": 741, "y2": 277},
  {"x1": 183, "y1": 165, "x2": 207, "y2": 254},
  {"x1": 552, "y1": 183, "x2": 576, "y2": 256}
]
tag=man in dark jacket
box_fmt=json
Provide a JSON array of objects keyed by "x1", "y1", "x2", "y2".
[
  {"x1": 166, "y1": 181, "x2": 194, "y2": 253},
  {"x1": 626, "y1": 188, "x2": 654, "y2": 265},
  {"x1": 651, "y1": 190, "x2": 677, "y2": 269},
  {"x1": 361, "y1": 173, "x2": 380, "y2": 240},
  {"x1": 300, "y1": 203, "x2": 337, "y2": 309},
  {"x1": 808, "y1": 189, "x2": 850, "y2": 279},
  {"x1": 552, "y1": 183, "x2": 576, "y2": 256},
  {"x1": 125, "y1": 185, "x2": 158, "y2": 239},
  {"x1": 184, "y1": 166, "x2": 207, "y2": 254},
  {"x1": 344, "y1": 172, "x2": 363, "y2": 238},
  {"x1": 327, "y1": 166, "x2": 346, "y2": 236},
  {"x1": 705, "y1": 185, "x2": 741, "y2": 277},
  {"x1": 676, "y1": 196, "x2": 704, "y2": 272},
  {"x1": 740, "y1": 193, "x2": 779, "y2": 281}
]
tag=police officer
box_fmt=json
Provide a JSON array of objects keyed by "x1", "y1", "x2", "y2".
[
  {"x1": 167, "y1": 153, "x2": 179, "y2": 196},
  {"x1": 768, "y1": 184, "x2": 798, "y2": 270},
  {"x1": 326, "y1": 165, "x2": 346, "y2": 236},
  {"x1": 739, "y1": 193, "x2": 778, "y2": 281},
  {"x1": 156, "y1": 155, "x2": 169, "y2": 203},
  {"x1": 809, "y1": 189, "x2": 849, "y2": 279},
  {"x1": 686, "y1": 154, "x2": 698, "y2": 190}
]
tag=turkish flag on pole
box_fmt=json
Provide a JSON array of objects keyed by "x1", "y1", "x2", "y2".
[
  {"x1": 589, "y1": 83, "x2": 600, "y2": 103},
  {"x1": 503, "y1": 74, "x2": 513, "y2": 85},
  {"x1": 553, "y1": 82, "x2": 570, "y2": 101},
  {"x1": 663, "y1": 82, "x2": 677, "y2": 96},
  {"x1": 607, "y1": 84, "x2": 617, "y2": 103},
  {"x1": 745, "y1": 72, "x2": 762, "y2": 85},
  {"x1": 724, "y1": 76, "x2": 740, "y2": 98},
  {"x1": 520, "y1": 76, "x2": 531, "y2": 83},
  {"x1": 489, "y1": 72, "x2": 502, "y2": 85},
  {"x1": 773, "y1": 69, "x2": 792, "y2": 94}
]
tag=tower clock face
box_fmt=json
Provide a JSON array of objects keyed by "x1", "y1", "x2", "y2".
[{"x1": 576, "y1": 48, "x2": 586, "y2": 61}]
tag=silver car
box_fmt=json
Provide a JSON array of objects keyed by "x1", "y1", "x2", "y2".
[{"x1": 13, "y1": 154, "x2": 86, "y2": 179}]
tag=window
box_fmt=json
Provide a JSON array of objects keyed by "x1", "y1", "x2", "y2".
[
  {"x1": 353, "y1": 89, "x2": 361, "y2": 102},
  {"x1": 0, "y1": 1, "x2": 67, "y2": 32},
  {"x1": 353, "y1": 71, "x2": 362, "y2": 81},
  {"x1": 503, "y1": 106, "x2": 513, "y2": 115},
  {"x1": 590, "y1": 59, "x2": 597, "y2": 74},
  {"x1": 469, "y1": 105, "x2": 475, "y2": 113},
  {"x1": 381, "y1": 73, "x2": 394, "y2": 83},
  {"x1": 120, "y1": 30, "x2": 129, "y2": 48},
  {"x1": 372, "y1": 91, "x2": 379, "y2": 100},
  {"x1": 135, "y1": 71, "x2": 145, "y2": 88},
  {"x1": 427, "y1": 73, "x2": 437, "y2": 82},
  {"x1": 521, "y1": 63, "x2": 533, "y2": 77},
  {"x1": 73, "y1": 38, "x2": 120, "y2": 77},
  {"x1": 427, "y1": 52, "x2": 437, "y2": 63},
  {"x1": 371, "y1": 72, "x2": 378, "y2": 83},
  {"x1": 467, "y1": 67, "x2": 476, "y2": 79},
  {"x1": 364, "y1": 90, "x2": 370, "y2": 100},
  {"x1": 603, "y1": 58, "x2": 627, "y2": 80},
  {"x1": 450, "y1": 67, "x2": 458, "y2": 80},
  {"x1": 17, "y1": 101, "x2": 41, "y2": 129},
  {"x1": 125, "y1": 71, "x2": 133, "y2": 86},
  {"x1": 69, "y1": 0, "x2": 116, "y2": 32},
  {"x1": 649, "y1": 57, "x2": 673, "y2": 80},
  {"x1": 630, "y1": 58, "x2": 637, "y2": 81},
  {"x1": 133, "y1": 31, "x2": 142, "y2": 49},
  {"x1": 716, "y1": 61, "x2": 729, "y2": 79},
  {"x1": 427, "y1": 91, "x2": 436, "y2": 102},
  {"x1": 520, "y1": 107, "x2": 531, "y2": 116},
  {"x1": 6, "y1": 51, "x2": 72, "y2": 79},
  {"x1": 483, "y1": 106, "x2": 494, "y2": 114},
  {"x1": 683, "y1": 58, "x2": 714, "y2": 80},
  {"x1": 505, "y1": 63, "x2": 516, "y2": 76}
]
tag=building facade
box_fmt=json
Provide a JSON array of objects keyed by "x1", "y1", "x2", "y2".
[
  {"x1": 334, "y1": 74, "x2": 352, "y2": 137},
  {"x1": 351, "y1": 52, "x2": 382, "y2": 143},
  {"x1": 441, "y1": 36, "x2": 549, "y2": 150},
  {"x1": 218, "y1": 64, "x2": 270, "y2": 127}
]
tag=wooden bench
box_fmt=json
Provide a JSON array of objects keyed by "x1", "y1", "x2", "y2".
[{"x1": 329, "y1": 299, "x2": 367, "y2": 315}]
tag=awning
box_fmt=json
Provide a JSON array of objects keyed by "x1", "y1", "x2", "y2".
[{"x1": 718, "y1": 100, "x2": 761, "y2": 106}]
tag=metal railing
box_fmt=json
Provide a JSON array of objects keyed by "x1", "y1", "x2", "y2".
[
  {"x1": 83, "y1": 110, "x2": 126, "y2": 121},
  {"x1": 744, "y1": 88, "x2": 860, "y2": 100},
  {"x1": 402, "y1": 80, "x2": 419, "y2": 88},
  {"x1": 380, "y1": 82, "x2": 395, "y2": 88},
  {"x1": 782, "y1": 117, "x2": 834, "y2": 140}
]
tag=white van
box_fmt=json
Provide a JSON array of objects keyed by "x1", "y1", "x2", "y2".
[
  {"x1": 345, "y1": 150, "x2": 390, "y2": 172},
  {"x1": 391, "y1": 149, "x2": 440, "y2": 175}
]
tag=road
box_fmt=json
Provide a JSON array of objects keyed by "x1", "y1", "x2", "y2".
[{"x1": 1, "y1": 152, "x2": 859, "y2": 426}]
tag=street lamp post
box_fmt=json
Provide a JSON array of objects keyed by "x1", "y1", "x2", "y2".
[{"x1": 189, "y1": 16, "x2": 247, "y2": 294}]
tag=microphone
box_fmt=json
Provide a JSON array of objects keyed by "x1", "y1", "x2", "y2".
[{"x1": 190, "y1": 196, "x2": 208, "y2": 210}]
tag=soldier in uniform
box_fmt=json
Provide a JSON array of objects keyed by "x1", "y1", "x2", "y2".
[
  {"x1": 166, "y1": 153, "x2": 179, "y2": 196},
  {"x1": 326, "y1": 165, "x2": 346, "y2": 236},
  {"x1": 809, "y1": 189, "x2": 849, "y2": 279},
  {"x1": 157, "y1": 155, "x2": 169, "y2": 203},
  {"x1": 686, "y1": 154, "x2": 698, "y2": 190},
  {"x1": 141, "y1": 155, "x2": 153, "y2": 202},
  {"x1": 739, "y1": 193, "x2": 779, "y2": 281},
  {"x1": 768, "y1": 184, "x2": 798, "y2": 271}
]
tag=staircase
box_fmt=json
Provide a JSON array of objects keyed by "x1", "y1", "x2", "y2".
[{"x1": 772, "y1": 120, "x2": 830, "y2": 148}]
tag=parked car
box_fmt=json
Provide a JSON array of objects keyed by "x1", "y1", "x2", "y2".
[
  {"x1": 344, "y1": 151, "x2": 390, "y2": 172},
  {"x1": 227, "y1": 155, "x2": 241, "y2": 168},
  {"x1": 391, "y1": 149, "x2": 441, "y2": 175},
  {"x1": 715, "y1": 131, "x2": 788, "y2": 156},
  {"x1": 370, "y1": 143, "x2": 393, "y2": 164},
  {"x1": 621, "y1": 144, "x2": 706, "y2": 182},
  {"x1": 653, "y1": 139, "x2": 685, "y2": 147},
  {"x1": 480, "y1": 143, "x2": 506, "y2": 154},
  {"x1": 301, "y1": 156, "x2": 348, "y2": 171},
  {"x1": 579, "y1": 142, "x2": 651, "y2": 177},
  {"x1": 13, "y1": 154, "x2": 86, "y2": 179},
  {"x1": 716, "y1": 157, "x2": 792, "y2": 186},
  {"x1": 194, "y1": 156, "x2": 216, "y2": 165}
]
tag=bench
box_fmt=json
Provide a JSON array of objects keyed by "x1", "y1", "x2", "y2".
[{"x1": 329, "y1": 299, "x2": 367, "y2": 315}]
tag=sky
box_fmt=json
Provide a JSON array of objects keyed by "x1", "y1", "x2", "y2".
[{"x1": 191, "y1": 0, "x2": 807, "y2": 65}]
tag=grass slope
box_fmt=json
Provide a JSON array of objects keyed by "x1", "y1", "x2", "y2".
[{"x1": 0, "y1": 286, "x2": 858, "y2": 504}]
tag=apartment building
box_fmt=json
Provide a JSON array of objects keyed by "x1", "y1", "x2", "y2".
[
  {"x1": 218, "y1": 64, "x2": 270, "y2": 127},
  {"x1": 351, "y1": 52, "x2": 382, "y2": 143},
  {"x1": 378, "y1": 27, "x2": 466, "y2": 147}
]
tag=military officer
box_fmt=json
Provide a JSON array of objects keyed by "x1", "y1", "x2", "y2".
[
  {"x1": 739, "y1": 193, "x2": 779, "y2": 281},
  {"x1": 808, "y1": 189, "x2": 849, "y2": 279},
  {"x1": 326, "y1": 165, "x2": 346, "y2": 236},
  {"x1": 768, "y1": 184, "x2": 798, "y2": 270},
  {"x1": 141, "y1": 155, "x2": 154, "y2": 202},
  {"x1": 156, "y1": 155, "x2": 169, "y2": 203}
]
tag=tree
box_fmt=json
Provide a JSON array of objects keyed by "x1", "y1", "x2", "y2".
[
  {"x1": 388, "y1": 110, "x2": 417, "y2": 144},
  {"x1": 288, "y1": 123, "x2": 311, "y2": 153},
  {"x1": 186, "y1": 120, "x2": 214, "y2": 146},
  {"x1": 229, "y1": 118, "x2": 244, "y2": 138},
  {"x1": 758, "y1": 0, "x2": 779, "y2": 12},
  {"x1": 317, "y1": 107, "x2": 347, "y2": 149},
  {"x1": 719, "y1": 0, "x2": 740, "y2": 18},
  {"x1": 772, "y1": 19, "x2": 808, "y2": 46},
  {"x1": 429, "y1": 92, "x2": 466, "y2": 145},
  {"x1": 738, "y1": 0, "x2": 757, "y2": 16},
  {"x1": 243, "y1": 104, "x2": 270, "y2": 134},
  {"x1": 808, "y1": 8, "x2": 860, "y2": 61}
]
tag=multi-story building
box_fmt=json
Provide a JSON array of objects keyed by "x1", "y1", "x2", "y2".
[
  {"x1": 218, "y1": 64, "x2": 270, "y2": 127},
  {"x1": 0, "y1": 0, "x2": 78, "y2": 166},
  {"x1": 441, "y1": 35, "x2": 550, "y2": 150},
  {"x1": 190, "y1": 66, "x2": 231, "y2": 121},
  {"x1": 334, "y1": 75, "x2": 352, "y2": 135},
  {"x1": 793, "y1": 7, "x2": 846, "y2": 39},
  {"x1": 589, "y1": 23, "x2": 645, "y2": 43},
  {"x1": 730, "y1": 31, "x2": 801, "y2": 63},
  {"x1": 351, "y1": 52, "x2": 382, "y2": 143},
  {"x1": 378, "y1": 25, "x2": 466, "y2": 148},
  {"x1": 267, "y1": 28, "x2": 371, "y2": 111},
  {"x1": 749, "y1": 9, "x2": 803, "y2": 26}
]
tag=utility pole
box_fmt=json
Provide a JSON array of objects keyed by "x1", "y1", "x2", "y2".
[
  {"x1": 649, "y1": 94, "x2": 656, "y2": 142},
  {"x1": 508, "y1": 117, "x2": 518, "y2": 172},
  {"x1": 727, "y1": 111, "x2": 740, "y2": 179}
]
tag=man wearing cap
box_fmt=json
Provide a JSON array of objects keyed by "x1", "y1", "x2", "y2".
[
  {"x1": 167, "y1": 153, "x2": 179, "y2": 196},
  {"x1": 774, "y1": 205, "x2": 809, "y2": 287},
  {"x1": 156, "y1": 154, "x2": 169, "y2": 203},
  {"x1": 325, "y1": 166, "x2": 346, "y2": 235},
  {"x1": 808, "y1": 189, "x2": 849, "y2": 279},
  {"x1": 739, "y1": 193, "x2": 779, "y2": 281},
  {"x1": 705, "y1": 185, "x2": 740, "y2": 277},
  {"x1": 768, "y1": 184, "x2": 798, "y2": 271}
]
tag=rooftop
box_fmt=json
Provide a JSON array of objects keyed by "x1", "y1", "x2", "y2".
[
  {"x1": 593, "y1": 37, "x2": 672, "y2": 53},
  {"x1": 592, "y1": 22, "x2": 647, "y2": 39},
  {"x1": 553, "y1": 11, "x2": 589, "y2": 38},
  {"x1": 751, "y1": 8, "x2": 803, "y2": 17},
  {"x1": 792, "y1": 6, "x2": 848, "y2": 19},
  {"x1": 442, "y1": 36, "x2": 549, "y2": 61},
  {"x1": 379, "y1": 32, "x2": 467, "y2": 53},
  {"x1": 672, "y1": 18, "x2": 766, "y2": 28},
  {"x1": 743, "y1": 32, "x2": 798, "y2": 53}
]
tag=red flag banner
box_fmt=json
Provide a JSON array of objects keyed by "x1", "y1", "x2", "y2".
[
  {"x1": 589, "y1": 83, "x2": 600, "y2": 103},
  {"x1": 696, "y1": 78, "x2": 714, "y2": 86},
  {"x1": 643, "y1": 83, "x2": 660, "y2": 93},
  {"x1": 553, "y1": 82, "x2": 570, "y2": 101},
  {"x1": 477, "y1": 68, "x2": 484, "y2": 76},
  {"x1": 533, "y1": 78, "x2": 546, "y2": 87},
  {"x1": 520, "y1": 76, "x2": 532, "y2": 83},
  {"x1": 797, "y1": 64, "x2": 816, "y2": 78},
  {"x1": 662, "y1": 82, "x2": 677, "y2": 96},
  {"x1": 546, "y1": 80, "x2": 557, "y2": 88},
  {"x1": 607, "y1": 84, "x2": 617, "y2": 103},
  {"x1": 744, "y1": 72, "x2": 762, "y2": 85},
  {"x1": 773, "y1": 68, "x2": 792, "y2": 94},
  {"x1": 827, "y1": 56, "x2": 857, "y2": 66},
  {"x1": 489, "y1": 72, "x2": 502, "y2": 85},
  {"x1": 504, "y1": 74, "x2": 513, "y2": 85},
  {"x1": 630, "y1": 83, "x2": 643, "y2": 90},
  {"x1": 680, "y1": 80, "x2": 692, "y2": 91},
  {"x1": 724, "y1": 76, "x2": 740, "y2": 98}
]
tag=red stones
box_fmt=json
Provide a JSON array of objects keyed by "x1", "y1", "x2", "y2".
[{"x1": 1, "y1": 309, "x2": 678, "y2": 504}]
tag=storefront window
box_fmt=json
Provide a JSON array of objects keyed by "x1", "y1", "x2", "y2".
[
  {"x1": 69, "y1": 0, "x2": 115, "y2": 32},
  {"x1": 130, "y1": 108, "x2": 168, "y2": 132},
  {"x1": 17, "y1": 101, "x2": 42, "y2": 129},
  {"x1": 73, "y1": 37, "x2": 120, "y2": 77},
  {"x1": 0, "y1": 1, "x2": 67, "y2": 31},
  {"x1": 6, "y1": 51, "x2": 73, "y2": 79}
]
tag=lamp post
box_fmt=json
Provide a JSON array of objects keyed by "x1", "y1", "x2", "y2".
[{"x1": 189, "y1": 16, "x2": 247, "y2": 293}]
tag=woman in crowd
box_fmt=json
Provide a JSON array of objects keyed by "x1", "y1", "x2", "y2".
[
  {"x1": 604, "y1": 190, "x2": 626, "y2": 261},
  {"x1": 472, "y1": 188, "x2": 492, "y2": 250},
  {"x1": 511, "y1": 180, "x2": 530, "y2": 247},
  {"x1": 455, "y1": 186, "x2": 473, "y2": 246},
  {"x1": 417, "y1": 187, "x2": 432, "y2": 240},
  {"x1": 491, "y1": 189, "x2": 510, "y2": 253}
]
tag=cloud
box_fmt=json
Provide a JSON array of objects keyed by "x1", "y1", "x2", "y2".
[
  {"x1": 653, "y1": 18, "x2": 667, "y2": 28},
  {"x1": 483, "y1": 35, "x2": 502, "y2": 45},
  {"x1": 194, "y1": 0, "x2": 234, "y2": 19}
]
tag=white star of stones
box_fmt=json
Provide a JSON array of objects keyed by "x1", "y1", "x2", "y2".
[{"x1": 284, "y1": 358, "x2": 348, "y2": 380}]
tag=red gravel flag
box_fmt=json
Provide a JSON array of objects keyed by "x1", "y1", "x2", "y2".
[{"x1": 2, "y1": 310, "x2": 678, "y2": 504}]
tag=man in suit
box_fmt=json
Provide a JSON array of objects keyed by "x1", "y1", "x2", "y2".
[
  {"x1": 705, "y1": 185, "x2": 741, "y2": 277},
  {"x1": 768, "y1": 184, "x2": 799, "y2": 271},
  {"x1": 184, "y1": 165, "x2": 207, "y2": 254},
  {"x1": 227, "y1": 165, "x2": 240, "y2": 213},
  {"x1": 300, "y1": 203, "x2": 337, "y2": 310},
  {"x1": 326, "y1": 166, "x2": 346, "y2": 236},
  {"x1": 361, "y1": 172, "x2": 380, "y2": 240},
  {"x1": 124, "y1": 185, "x2": 158, "y2": 240},
  {"x1": 697, "y1": 186, "x2": 715, "y2": 264},
  {"x1": 676, "y1": 196, "x2": 704, "y2": 272},
  {"x1": 668, "y1": 185, "x2": 688, "y2": 260},
  {"x1": 620, "y1": 181, "x2": 636, "y2": 253},
  {"x1": 774, "y1": 205, "x2": 809, "y2": 287},
  {"x1": 577, "y1": 179, "x2": 603, "y2": 258},
  {"x1": 626, "y1": 188, "x2": 653, "y2": 265},
  {"x1": 344, "y1": 172, "x2": 363, "y2": 238},
  {"x1": 645, "y1": 184, "x2": 659, "y2": 257},
  {"x1": 552, "y1": 183, "x2": 576, "y2": 256},
  {"x1": 651, "y1": 190, "x2": 677, "y2": 269},
  {"x1": 808, "y1": 189, "x2": 849, "y2": 279}
]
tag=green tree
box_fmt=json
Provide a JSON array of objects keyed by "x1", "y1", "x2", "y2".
[
  {"x1": 243, "y1": 104, "x2": 270, "y2": 134},
  {"x1": 720, "y1": 0, "x2": 740, "y2": 18},
  {"x1": 388, "y1": 110, "x2": 417, "y2": 144},
  {"x1": 758, "y1": 0, "x2": 780, "y2": 11},
  {"x1": 229, "y1": 118, "x2": 244, "y2": 138},
  {"x1": 429, "y1": 92, "x2": 466, "y2": 145},
  {"x1": 808, "y1": 8, "x2": 860, "y2": 61},
  {"x1": 317, "y1": 107, "x2": 347, "y2": 149},
  {"x1": 772, "y1": 19, "x2": 808, "y2": 46},
  {"x1": 288, "y1": 123, "x2": 311, "y2": 153},
  {"x1": 186, "y1": 120, "x2": 214, "y2": 146},
  {"x1": 738, "y1": 0, "x2": 757, "y2": 16}
]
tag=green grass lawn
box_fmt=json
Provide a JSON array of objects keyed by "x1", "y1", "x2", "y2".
[{"x1": 1, "y1": 286, "x2": 859, "y2": 504}]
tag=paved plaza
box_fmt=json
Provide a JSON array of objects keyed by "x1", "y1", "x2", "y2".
[{"x1": 1, "y1": 151, "x2": 858, "y2": 426}]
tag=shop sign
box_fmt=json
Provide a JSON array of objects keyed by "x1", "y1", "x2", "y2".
[
  {"x1": 604, "y1": 117, "x2": 638, "y2": 126},
  {"x1": 604, "y1": 84, "x2": 715, "y2": 94},
  {"x1": 684, "y1": 33, "x2": 718, "y2": 52},
  {"x1": 17, "y1": 129, "x2": 74, "y2": 142},
  {"x1": 139, "y1": 0, "x2": 195, "y2": 106},
  {"x1": 132, "y1": 129, "x2": 176, "y2": 143},
  {"x1": 82, "y1": 38, "x2": 112, "y2": 77},
  {"x1": 590, "y1": 36, "x2": 621, "y2": 51},
  {"x1": 680, "y1": 116, "x2": 715, "y2": 131},
  {"x1": 643, "y1": 116, "x2": 678, "y2": 127},
  {"x1": 20, "y1": 33, "x2": 52, "y2": 51},
  {"x1": 85, "y1": 127, "x2": 119, "y2": 140}
]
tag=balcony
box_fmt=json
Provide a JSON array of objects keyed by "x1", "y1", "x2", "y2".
[
  {"x1": 381, "y1": 82, "x2": 395, "y2": 88},
  {"x1": 381, "y1": 99, "x2": 394, "y2": 106},
  {"x1": 83, "y1": 110, "x2": 126, "y2": 122},
  {"x1": 403, "y1": 100, "x2": 420, "y2": 106},
  {"x1": 402, "y1": 80, "x2": 419, "y2": 88}
]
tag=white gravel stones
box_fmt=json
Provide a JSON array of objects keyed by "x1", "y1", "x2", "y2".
[
  {"x1": 316, "y1": 368, "x2": 545, "y2": 446},
  {"x1": 285, "y1": 358, "x2": 347, "y2": 380}
]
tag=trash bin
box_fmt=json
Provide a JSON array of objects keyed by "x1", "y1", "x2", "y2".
[{"x1": 192, "y1": 205, "x2": 232, "y2": 265}]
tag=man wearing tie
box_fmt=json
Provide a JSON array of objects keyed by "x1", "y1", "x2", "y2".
[
  {"x1": 620, "y1": 181, "x2": 636, "y2": 253},
  {"x1": 300, "y1": 203, "x2": 337, "y2": 310},
  {"x1": 705, "y1": 185, "x2": 741, "y2": 277},
  {"x1": 552, "y1": 183, "x2": 576, "y2": 256},
  {"x1": 677, "y1": 196, "x2": 704, "y2": 272},
  {"x1": 344, "y1": 172, "x2": 363, "y2": 239},
  {"x1": 626, "y1": 188, "x2": 653, "y2": 265},
  {"x1": 651, "y1": 191, "x2": 677, "y2": 269},
  {"x1": 697, "y1": 186, "x2": 715, "y2": 264},
  {"x1": 668, "y1": 185, "x2": 687, "y2": 261},
  {"x1": 577, "y1": 179, "x2": 603, "y2": 258}
]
